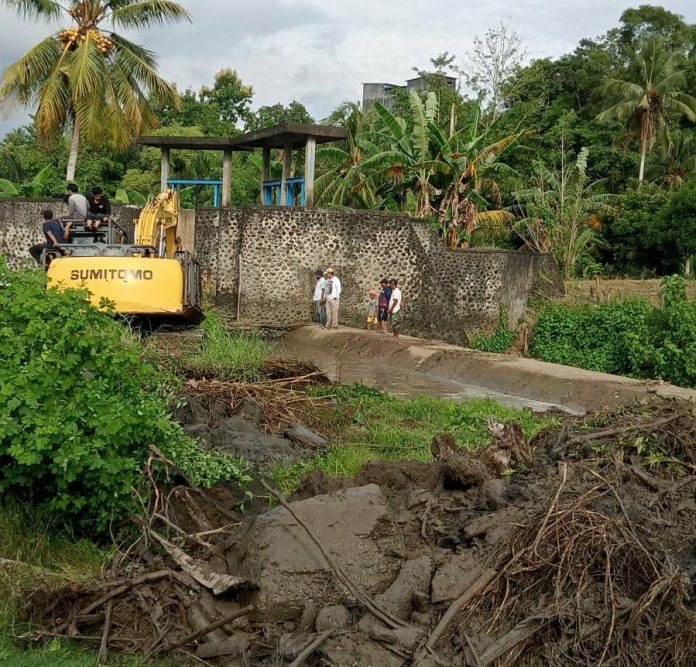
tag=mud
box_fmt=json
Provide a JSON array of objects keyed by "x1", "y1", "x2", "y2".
[
  {"x1": 177, "y1": 394, "x2": 327, "y2": 468},
  {"x1": 28, "y1": 400, "x2": 696, "y2": 666}
]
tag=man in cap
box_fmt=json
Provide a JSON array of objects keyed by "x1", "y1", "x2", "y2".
[
  {"x1": 312, "y1": 269, "x2": 327, "y2": 326},
  {"x1": 322, "y1": 267, "x2": 342, "y2": 329}
]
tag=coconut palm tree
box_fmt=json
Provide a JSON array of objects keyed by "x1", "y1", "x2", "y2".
[
  {"x1": 0, "y1": 0, "x2": 190, "y2": 181},
  {"x1": 596, "y1": 38, "x2": 696, "y2": 183},
  {"x1": 650, "y1": 130, "x2": 696, "y2": 191}
]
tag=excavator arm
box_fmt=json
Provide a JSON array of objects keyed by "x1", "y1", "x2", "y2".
[{"x1": 134, "y1": 190, "x2": 180, "y2": 258}]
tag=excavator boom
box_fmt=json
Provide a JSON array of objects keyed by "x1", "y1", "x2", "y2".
[{"x1": 134, "y1": 190, "x2": 180, "y2": 257}]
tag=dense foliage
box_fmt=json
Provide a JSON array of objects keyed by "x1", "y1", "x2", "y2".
[
  {"x1": 532, "y1": 276, "x2": 696, "y2": 387},
  {"x1": 0, "y1": 266, "x2": 248, "y2": 532},
  {"x1": 1, "y1": 4, "x2": 696, "y2": 275}
]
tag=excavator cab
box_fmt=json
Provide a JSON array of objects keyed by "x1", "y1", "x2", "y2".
[{"x1": 46, "y1": 191, "x2": 203, "y2": 328}]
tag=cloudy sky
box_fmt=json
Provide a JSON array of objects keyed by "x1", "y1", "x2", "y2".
[{"x1": 1, "y1": 0, "x2": 695, "y2": 138}]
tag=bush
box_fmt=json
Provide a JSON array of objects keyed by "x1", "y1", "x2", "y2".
[
  {"x1": 0, "y1": 266, "x2": 248, "y2": 532},
  {"x1": 532, "y1": 276, "x2": 696, "y2": 387},
  {"x1": 470, "y1": 312, "x2": 518, "y2": 354},
  {"x1": 188, "y1": 309, "x2": 272, "y2": 381}
]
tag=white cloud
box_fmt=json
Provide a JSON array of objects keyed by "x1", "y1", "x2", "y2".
[{"x1": 0, "y1": 0, "x2": 695, "y2": 137}]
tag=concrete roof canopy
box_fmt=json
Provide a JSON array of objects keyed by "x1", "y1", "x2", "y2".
[{"x1": 229, "y1": 123, "x2": 348, "y2": 150}]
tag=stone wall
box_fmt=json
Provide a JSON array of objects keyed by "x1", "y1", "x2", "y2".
[
  {"x1": 0, "y1": 198, "x2": 139, "y2": 267},
  {"x1": 194, "y1": 207, "x2": 562, "y2": 344},
  {"x1": 0, "y1": 200, "x2": 562, "y2": 344}
]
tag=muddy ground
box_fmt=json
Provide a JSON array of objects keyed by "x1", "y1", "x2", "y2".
[{"x1": 24, "y1": 393, "x2": 696, "y2": 666}]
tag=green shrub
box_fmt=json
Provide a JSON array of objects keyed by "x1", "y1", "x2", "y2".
[
  {"x1": 531, "y1": 299, "x2": 651, "y2": 374},
  {"x1": 531, "y1": 276, "x2": 696, "y2": 387},
  {"x1": 469, "y1": 312, "x2": 518, "y2": 354},
  {"x1": 0, "y1": 266, "x2": 248, "y2": 532}
]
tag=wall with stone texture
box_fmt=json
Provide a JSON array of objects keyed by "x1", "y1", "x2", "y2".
[
  {"x1": 194, "y1": 207, "x2": 563, "y2": 344},
  {"x1": 0, "y1": 199, "x2": 139, "y2": 267},
  {"x1": 0, "y1": 200, "x2": 562, "y2": 344}
]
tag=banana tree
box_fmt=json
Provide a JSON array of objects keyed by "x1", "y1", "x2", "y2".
[
  {"x1": 367, "y1": 91, "x2": 440, "y2": 216},
  {"x1": 429, "y1": 104, "x2": 521, "y2": 248},
  {"x1": 0, "y1": 165, "x2": 54, "y2": 197}
]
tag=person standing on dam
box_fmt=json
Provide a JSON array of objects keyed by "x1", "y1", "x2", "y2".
[
  {"x1": 389, "y1": 278, "x2": 402, "y2": 339},
  {"x1": 313, "y1": 268, "x2": 327, "y2": 326},
  {"x1": 322, "y1": 268, "x2": 341, "y2": 329}
]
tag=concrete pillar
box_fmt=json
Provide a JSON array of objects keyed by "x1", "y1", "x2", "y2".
[
  {"x1": 304, "y1": 136, "x2": 316, "y2": 208},
  {"x1": 280, "y1": 142, "x2": 292, "y2": 206},
  {"x1": 160, "y1": 147, "x2": 170, "y2": 192},
  {"x1": 222, "y1": 149, "x2": 232, "y2": 207},
  {"x1": 261, "y1": 147, "x2": 271, "y2": 205}
]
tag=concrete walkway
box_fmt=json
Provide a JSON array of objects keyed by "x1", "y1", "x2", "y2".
[{"x1": 279, "y1": 327, "x2": 696, "y2": 415}]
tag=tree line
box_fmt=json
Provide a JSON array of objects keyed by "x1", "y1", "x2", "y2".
[{"x1": 1, "y1": 3, "x2": 696, "y2": 277}]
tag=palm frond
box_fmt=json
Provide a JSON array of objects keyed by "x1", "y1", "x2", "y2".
[
  {"x1": 602, "y1": 78, "x2": 645, "y2": 101},
  {"x1": 111, "y1": 35, "x2": 179, "y2": 106},
  {"x1": 0, "y1": 36, "x2": 63, "y2": 103},
  {"x1": 474, "y1": 210, "x2": 516, "y2": 226},
  {"x1": 316, "y1": 146, "x2": 350, "y2": 162},
  {"x1": 665, "y1": 92, "x2": 696, "y2": 122},
  {"x1": 110, "y1": 0, "x2": 191, "y2": 29},
  {"x1": 596, "y1": 100, "x2": 639, "y2": 123},
  {"x1": 1, "y1": 0, "x2": 61, "y2": 20},
  {"x1": 33, "y1": 45, "x2": 72, "y2": 146}
]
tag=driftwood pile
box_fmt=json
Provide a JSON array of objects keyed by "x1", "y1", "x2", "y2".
[{"x1": 18, "y1": 400, "x2": 696, "y2": 666}]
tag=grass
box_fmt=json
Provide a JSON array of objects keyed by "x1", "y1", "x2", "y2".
[
  {"x1": 0, "y1": 503, "x2": 183, "y2": 666},
  {"x1": 153, "y1": 309, "x2": 274, "y2": 381},
  {"x1": 271, "y1": 383, "x2": 556, "y2": 492},
  {"x1": 188, "y1": 309, "x2": 273, "y2": 381}
]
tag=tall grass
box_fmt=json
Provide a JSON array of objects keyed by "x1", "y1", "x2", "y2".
[{"x1": 187, "y1": 309, "x2": 273, "y2": 381}]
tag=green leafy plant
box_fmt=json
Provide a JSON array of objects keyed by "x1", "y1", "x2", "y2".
[
  {"x1": 531, "y1": 276, "x2": 696, "y2": 388},
  {"x1": 469, "y1": 311, "x2": 518, "y2": 353},
  {"x1": 0, "y1": 265, "x2": 248, "y2": 532},
  {"x1": 0, "y1": 165, "x2": 54, "y2": 198}
]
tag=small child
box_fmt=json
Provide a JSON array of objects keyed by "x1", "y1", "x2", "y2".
[{"x1": 366, "y1": 289, "x2": 378, "y2": 331}]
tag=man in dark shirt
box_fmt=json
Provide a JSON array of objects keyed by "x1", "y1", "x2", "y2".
[
  {"x1": 378, "y1": 278, "x2": 392, "y2": 334},
  {"x1": 86, "y1": 186, "x2": 111, "y2": 232},
  {"x1": 29, "y1": 209, "x2": 64, "y2": 264}
]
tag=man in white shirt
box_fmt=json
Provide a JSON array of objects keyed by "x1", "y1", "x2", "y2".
[
  {"x1": 312, "y1": 269, "x2": 327, "y2": 326},
  {"x1": 388, "y1": 278, "x2": 402, "y2": 339},
  {"x1": 322, "y1": 267, "x2": 342, "y2": 329}
]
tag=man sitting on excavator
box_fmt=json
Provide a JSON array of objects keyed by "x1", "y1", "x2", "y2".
[
  {"x1": 29, "y1": 209, "x2": 63, "y2": 266},
  {"x1": 86, "y1": 186, "x2": 112, "y2": 233}
]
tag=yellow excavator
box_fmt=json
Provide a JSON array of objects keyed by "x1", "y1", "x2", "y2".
[{"x1": 46, "y1": 191, "x2": 203, "y2": 329}]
